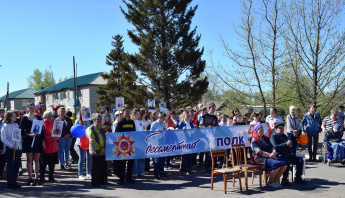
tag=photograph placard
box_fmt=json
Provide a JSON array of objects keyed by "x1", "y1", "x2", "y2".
[
  {"x1": 116, "y1": 97, "x2": 124, "y2": 111},
  {"x1": 30, "y1": 120, "x2": 43, "y2": 134},
  {"x1": 81, "y1": 107, "x2": 92, "y2": 121},
  {"x1": 12, "y1": 128, "x2": 21, "y2": 142},
  {"x1": 148, "y1": 99, "x2": 155, "y2": 112},
  {"x1": 52, "y1": 121, "x2": 64, "y2": 137}
]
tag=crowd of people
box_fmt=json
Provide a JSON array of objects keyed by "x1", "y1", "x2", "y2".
[{"x1": 0, "y1": 102, "x2": 344, "y2": 190}]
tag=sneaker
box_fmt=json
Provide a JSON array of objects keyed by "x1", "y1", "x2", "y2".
[
  {"x1": 79, "y1": 175, "x2": 86, "y2": 180},
  {"x1": 60, "y1": 165, "x2": 65, "y2": 170},
  {"x1": 36, "y1": 179, "x2": 43, "y2": 185},
  {"x1": 331, "y1": 159, "x2": 338, "y2": 163},
  {"x1": 144, "y1": 171, "x2": 149, "y2": 175},
  {"x1": 164, "y1": 166, "x2": 168, "y2": 170},
  {"x1": 268, "y1": 182, "x2": 279, "y2": 188},
  {"x1": 341, "y1": 159, "x2": 345, "y2": 165},
  {"x1": 281, "y1": 179, "x2": 292, "y2": 186},
  {"x1": 18, "y1": 169, "x2": 24, "y2": 176},
  {"x1": 85, "y1": 174, "x2": 92, "y2": 180},
  {"x1": 65, "y1": 164, "x2": 71, "y2": 169},
  {"x1": 133, "y1": 174, "x2": 138, "y2": 177},
  {"x1": 274, "y1": 182, "x2": 282, "y2": 188},
  {"x1": 28, "y1": 179, "x2": 35, "y2": 186},
  {"x1": 40, "y1": 178, "x2": 46, "y2": 184},
  {"x1": 49, "y1": 177, "x2": 56, "y2": 182}
]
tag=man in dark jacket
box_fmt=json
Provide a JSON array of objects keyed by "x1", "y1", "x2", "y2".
[
  {"x1": 270, "y1": 122, "x2": 307, "y2": 185},
  {"x1": 324, "y1": 123, "x2": 345, "y2": 164},
  {"x1": 114, "y1": 104, "x2": 136, "y2": 185}
]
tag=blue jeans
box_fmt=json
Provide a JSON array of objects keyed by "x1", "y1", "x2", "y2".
[
  {"x1": 288, "y1": 133, "x2": 298, "y2": 156},
  {"x1": 154, "y1": 157, "x2": 166, "y2": 177},
  {"x1": 133, "y1": 159, "x2": 145, "y2": 175},
  {"x1": 78, "y1": 145, "x2": 91, "y2": 175},
  {"x1": 58, "y1": 137, "x2": 73, "y2": 166},
  {"x1": 181, "y1": 154, "x2": 192, "y2": 173},
  {"x1": 331, "y1": 142, "x2": 344, "y2": 161}
]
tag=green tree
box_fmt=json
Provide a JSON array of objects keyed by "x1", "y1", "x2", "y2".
[
  {"x1": 96, "y1": 34, "x2": 151, "y2": 108},
  {"x1": 122, "y1": 0, "x2": 208, "y2": 109},
  {"x1": 28, "y1": 69, "x2": 56, "y2": 91},
  {"x1": 283, "y1": 0, "x2": 345, "y2": 115}
]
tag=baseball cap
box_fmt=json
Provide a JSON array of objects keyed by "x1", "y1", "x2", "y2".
[{"x1": 53, "y1": 105, "x2": 61, "y2": 110}]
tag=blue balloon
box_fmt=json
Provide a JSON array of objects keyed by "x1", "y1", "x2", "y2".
[{"x1": 71, "y1": 124, "x2": 86, "y2": 138}]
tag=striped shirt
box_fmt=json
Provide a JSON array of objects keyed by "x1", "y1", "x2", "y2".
[{"x1": 322, "y1": 116, "x2": 340, "y2": 131}]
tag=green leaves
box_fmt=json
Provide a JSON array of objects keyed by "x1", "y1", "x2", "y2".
[
  {"x1": 96, "y1": 34, "x2": 151, "y2": 108},
  {"x1": 122, "y1": 0, "x2": 208, "y2": 109},
  {"x1": 28, "y1": 69, "x2": 56, "y2": 91}
]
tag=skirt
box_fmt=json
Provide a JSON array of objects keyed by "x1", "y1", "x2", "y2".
[{"x1": 265, "y1": 158, "x2": 287, "y2": 171}]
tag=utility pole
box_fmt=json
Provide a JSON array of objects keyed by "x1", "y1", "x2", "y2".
[
  {"x1": 73, "y1": 56, "x2": 77, "y2": 116},
  {"x1": 4, "y1": 82, "x2": 9, "y2": 110}
]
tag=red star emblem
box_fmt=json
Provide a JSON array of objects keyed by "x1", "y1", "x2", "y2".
[{"x1": 113, "y1": 133, "x2": 135, "y2": 158}]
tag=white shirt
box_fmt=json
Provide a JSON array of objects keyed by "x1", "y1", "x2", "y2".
[
  {"x1": 219, "y1": 121, "x2": 228, "y2": 127},
  {"x1": 1, "y1": 123, "x2": 22, "y2": 150},
  {"x1": 265, "y1": 115, "x2": 283, "y2": 129},
  {"x1": 185, "y1": 121, "x2": 191, "y2": 129},
  {"x1": 134, "y1": 120, "x2": 145, "y2": 131},
  {"x1": 112, "y1": 120, "x2": 119, "y2": 132}
]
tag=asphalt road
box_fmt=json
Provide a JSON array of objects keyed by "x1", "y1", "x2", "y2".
[{"x1": 1, "y1": 152, "x2": 344, "y2": 198}]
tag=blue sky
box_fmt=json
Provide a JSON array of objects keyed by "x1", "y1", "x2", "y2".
[{"x1": 0, "y1": 0, "x2": 242, "y2": 97}]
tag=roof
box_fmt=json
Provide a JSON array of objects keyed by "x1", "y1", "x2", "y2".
[
  {"x1": 0, "y1": 88, "x2": 36, "y2": 101},
  {"x1": 35, "y1": 72, "x2": 102, "y2": 94}
]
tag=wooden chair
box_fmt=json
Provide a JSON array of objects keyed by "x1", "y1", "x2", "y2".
[
  {"x1": 210, "y1": 149, "x2": 242, "y2": 194},
  {"x1": 231, "y1": 144, "x2": 262, "y2": 190}
]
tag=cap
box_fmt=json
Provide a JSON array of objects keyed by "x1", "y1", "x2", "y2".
[
  {"x1": 114, "y1": 110, "x2": 122, "y2": 116},
  {"x1": 334, "y1": 123, "x2": 343, "y2": 132},
  {"x1": 274, "y1": 121, "x2": 285, "y2": 129},
  {"x1": 254, "y1": 124, "x2": 263, "y2": 133},
  {"x1": 53, "y1": 105, "x2": 61, "y2": 110}
]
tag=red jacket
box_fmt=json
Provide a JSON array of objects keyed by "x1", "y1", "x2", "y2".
[
  {"x1": 166, "y1": 118, "x2": 176, "y2": 129},
  {"x1": 43, "y1": 119, "x2": 59, "y2": 153}
]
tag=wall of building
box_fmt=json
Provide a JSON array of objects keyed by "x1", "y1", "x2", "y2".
[
  {"x1": 9, "y1": 98, "x2": 35, "y2": 111},
  {"x1": 35, "y1": 85, "x2": 101, "y2": 115}
]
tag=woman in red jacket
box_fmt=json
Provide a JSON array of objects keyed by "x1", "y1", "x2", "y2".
[{"x1": 40, "y1": 111, "x2": 59, "y2": 183}]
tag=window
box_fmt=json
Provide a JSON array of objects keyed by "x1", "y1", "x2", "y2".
[{"x1": 22, "y1": 99, "x2": 28, "y2": 107}]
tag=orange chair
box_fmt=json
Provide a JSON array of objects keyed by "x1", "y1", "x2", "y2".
[
  {"x1": 210, "y1": 149, "x2": 242, "y2": 194},
  {"x1": 231, "y1": 144, "x2": 262, "y2": 190}
]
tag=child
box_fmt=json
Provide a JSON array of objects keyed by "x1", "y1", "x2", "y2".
[
  {"x1": 1, "y1": 111, "x2": 22, "y2": 189},
  {"x1": 179, "y1": 111, "x2": 195, "y2": 175}
]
